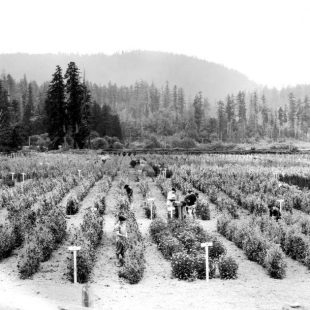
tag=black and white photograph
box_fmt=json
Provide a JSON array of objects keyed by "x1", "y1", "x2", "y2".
[{"x1": 1, "y1": 0, "x2": 310, "y2": 309}]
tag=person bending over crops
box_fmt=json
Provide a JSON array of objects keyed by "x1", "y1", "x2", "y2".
[
  {"x1": 114, "y1": 215, "x2": 128, "y2": 267},
  {"x1": 269, "y1": 204, "x2": 281, "y2": 221},
  {"x1": 124, "y1": 184, "x2": 133, "y2": 203},
  {"x1": 184, "y1": 190, "x2": 199, "y2": 219},
  {"x1": 167, "y1": 187, "x2": 177, "y2": 219}
]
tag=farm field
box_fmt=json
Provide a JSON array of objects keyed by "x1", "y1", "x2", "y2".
[{"x1": 1, "y1": 152, "x2": 310, "y2": 310}]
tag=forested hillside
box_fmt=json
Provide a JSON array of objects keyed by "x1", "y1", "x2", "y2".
[
  {"x1": 1, "y1": 57, "x2": 310, "y2": 151},
  {"x1": 0, "y1": 51, "x2": 256, "y2": 102}
]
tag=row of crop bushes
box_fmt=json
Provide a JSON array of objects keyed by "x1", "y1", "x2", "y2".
[
  {"x1": 252, "y1": 215, "x2": 310, "y2": 269},
  {"x1": 0, "y1": 175, "x2": 78, "y2": 261},
  {"x1": 66, "y1": 179, "x2": 110, "y2": 283},
  {"x1": 150, "y1": 218, "x2": 238, "y2": 280},
  {"x1": 17, "y1": 175, "x2": 112, "y2": 279},
  {"x1": 175, "y1": 165, "x2": 310, "y2": 242},
  {"x1": 116, "y1": 198, "x2": 145, "y2": 284},
  {"x1": 0, "y1": 162, "x2": 114, "y2": 277},
  {"x1": 0, "y1": 157, "x2": 119, "y2": 261},
  {"x1": 217, "y1": 214, "x2": 287, "y2": 279},
  {"x1": 217, "y1": 213, "x2": 310, "y2": 278}
]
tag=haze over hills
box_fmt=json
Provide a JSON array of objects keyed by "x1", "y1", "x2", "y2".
[{"x1": 0, "y1": 51, "x2": 257, "y2": 101}]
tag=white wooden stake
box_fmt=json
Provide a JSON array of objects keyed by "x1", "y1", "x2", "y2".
[
  {"x1": 201, "y1": 242, "x2": 213, "y2": 282},
  {"x1": 10, "y1": 172, "x2": 15, "y2": 180},
  {"x1": 68, "y1": 246, "x2": 81, "y2": 284},
  {"x1": 277, "y1": 199, "x2": 284, "y2": 213},
  {"x1": 21, "y1": 173, "x2": 26, "y2": 183},
  {"x1": 162, "y1": 168, "x2": 167, "y2": 178},
  {"x1": 147, "y1": 198, "x2": 155, "y2": 220},
  {"x1": 78, "y1": 170, "x2": 81, "y2": 179}
]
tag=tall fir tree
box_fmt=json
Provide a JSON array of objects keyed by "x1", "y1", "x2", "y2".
[
  {"x1": 217, "y1": 100, "x2": 226, "y2": 141},
  {"x1": 288, "y1": 92, "x2": 296, "y2": 137},
  {"x1": 64, "y1": 62, "x2": 88, "y2": 148},
  {"x1": 193, "y1": 92, "x2": 203, "y2": 134},
  {"x1": 45, "y1": 65, "x2": 66, "y2": 148}
]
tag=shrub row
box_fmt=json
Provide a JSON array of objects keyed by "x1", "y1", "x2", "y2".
[
  {"x1": 67, "y1": 207, "x2": 103, "y2": 283},
  {"x1": 252, "y1": 215, "x2": 310, "y2": 269},
  {"x1": 65, "y1": 177, "x2": 112, "y2": 283},
  {"x1": 16, "y1": 173, "x2": 110, "y2": 279},
  {"x1": 150, "y1": 218, "x2": 238, "y2": 280},
  {"x1": 217, "y1": 214, "x2": 287, "y2": 279},
  {"x1": 117, "y1": 199, "x2": 145, "y2": 284},
  {"x1": 17, "y1": 203, "x2": 66, "y2": 278}
]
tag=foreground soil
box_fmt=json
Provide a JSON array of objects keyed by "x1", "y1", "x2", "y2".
[{"x1": 1, "y1": 173, "x2": 310, "y2": 310}]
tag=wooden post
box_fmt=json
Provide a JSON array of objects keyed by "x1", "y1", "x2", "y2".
[
  {"x1": 10, "y1": 172, "x2": 15, "y2": 180},
  {"x1": 201, "y1": 242, "x2": 213, "y2": 282},
  {"x1": 82, "y1": 284, "x2": 91, "y2": 307},
  {"x1": 68, "y1": 246, "x2": 81, "y2": 284},
  {"x1": 147, "y1": 198, "x2": 155, "y2": 220},
  {"x1": 277, "y1": 199, "x2": 284, "y2": 213},
  {"x1": 78, "y1": 170, "x2": 81, "y2": 179},
  {"x1": 21, "y1": 173, "x2": 26, "y2": 183},
  {"x1": 162, "y1": 168, "x2": 167, "y2": 178}
]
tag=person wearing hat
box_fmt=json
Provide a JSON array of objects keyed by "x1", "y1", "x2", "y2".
[
  {"x1": 114, "y1": 214, "x2": 128, "y2": 267},
  {"x1": 124, "y1": 184, "x2": 133, "y2": 203},
  {"x1": 167, "y1": 187, "x2": 177, "y2": 219},
  {"x1": 184, "y1": 190, "x2": 199, "y2": 219}
]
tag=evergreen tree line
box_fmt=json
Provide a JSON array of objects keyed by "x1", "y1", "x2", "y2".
[
  {"x1": 215, "y1": 91, "x2": 310, "y2": 142},
  {"x1": 2, "y1": 64, "x2": 310, "y2": 150},
  {"x1": 0, "y1": 63, "x2": 123, "y2": 150}
]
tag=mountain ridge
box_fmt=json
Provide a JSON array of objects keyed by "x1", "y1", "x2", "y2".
[{"x1": 0, "y1": 51, "x2": 257, "y2": 101}]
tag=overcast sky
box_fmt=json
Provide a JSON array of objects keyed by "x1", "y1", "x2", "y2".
[{"x1": 2, "y1": 0, "x2": 310, "y2": 88}]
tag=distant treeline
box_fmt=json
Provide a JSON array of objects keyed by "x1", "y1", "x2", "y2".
[{"x1": 0, "y1": 63, "x2": 310, "y2": 151}]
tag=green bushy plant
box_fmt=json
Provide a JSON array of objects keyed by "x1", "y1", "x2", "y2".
[
  {"x1": 283, "y1": 229, "x2": 310, "y2": 262},
  {"x1": 209, "y1": 240, "x2": 227, "y2": 261},
  {"x1": 171, "y1": 251, "x2": 197, "y2": 280},
  {"x1": 17, "y1": 241, "x2": 41, "y2": 279},
  {"x1": 90, "y1": 137, "x2": 109, "y2": 150},
  {"x1": 0, "y1": 222, "x2": 16, "y2": 259},
  {"x1": 149, "y1": 218, "x2": 168, "y2": 243},
  {"x1": 194, "y1": 252, "x2": 216, "y2": 280},
  {"x1": 264, "y1": 245, "x2": 287, "y2": 279},
  {"x1": 243, "y1": 231, "x2": 269, "y2": 265},
  {"x1": 94, "y1": 196, "x2": 106, "y2": 216},
  {"x1": 218, "y1": 256, "x2": 238, "y2": 279},
  {"x1": 196, "y1": 199, "x2": 211, "y2": 220},
  {"x1": 158, "y1": 233, "x2": 184, "y2": 259}
]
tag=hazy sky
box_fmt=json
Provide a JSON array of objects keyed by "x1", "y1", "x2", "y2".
[{"x1": 2, "y1": 0, "x2": 310, "y2": 88}]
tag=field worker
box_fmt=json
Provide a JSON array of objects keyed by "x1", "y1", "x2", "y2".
[
  {"x1": 124, "y1": 184, "x2": 133, "y2": 203},
  {"x1": 114, "y1": 215, "x2": 128, "y2": 267},
  {"x1": 184, "y1": 190, "x2": 199, "y2": 219},
  {"x1": 167, "y1": 187, "x2": 177, "y2": 219},
  {"x1": 269, "y1": 204, "x2": 282, "y2": 221}
]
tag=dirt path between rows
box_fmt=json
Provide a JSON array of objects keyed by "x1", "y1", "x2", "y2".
[
  {"x1": 33, "y1": 177, "x2": 109, "y2": 283},
  {"x1": 131, "y1": 176, "x2": 172, "y2": 285},
  {"x1": 91, "y1": 175, "x2": 125, "y2": 287}
]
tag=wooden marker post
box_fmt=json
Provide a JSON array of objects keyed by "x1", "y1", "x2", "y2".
[
  {"x1": 201, "y1": 242, "x2": 213, "y2": 282},
  {"x1": 21, "y1": 173, "x2": 26, "y2": 193},
  {"x1": 147, "y1": 198, "x2": 155, "y2": 220},
  {"x1": 68, "y1": 246, "x2": 81, "y2": 284},
  {"x1": 277, "y1": 199, "x2": 284, "y2": 213},
  {"x1": 78, "y1": 170, "x2": 81, "y2": 179},
  {"x1": 10, "y1": 172, "x2": 15, "y2": 180},
  {"x1": 162, "y1": 168, "x2": 167, "y2": 178}
]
